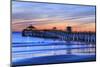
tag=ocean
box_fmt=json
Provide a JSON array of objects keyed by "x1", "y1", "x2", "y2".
[{"x1": 12, "y1": 32, "x2": 96, "y2": 66}]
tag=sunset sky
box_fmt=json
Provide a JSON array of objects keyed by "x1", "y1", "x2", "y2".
[{"x1": 12, "y1": 1, "x2": 96, "y2": 32}]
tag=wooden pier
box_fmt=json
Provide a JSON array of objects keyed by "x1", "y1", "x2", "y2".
[{"x1": 22, "y1": 25, "x2": 96, "y2": 44}]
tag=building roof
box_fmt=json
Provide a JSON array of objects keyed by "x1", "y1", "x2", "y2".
[{"x1": 27, "y1": 25, "x2": 36, "y2": 29}]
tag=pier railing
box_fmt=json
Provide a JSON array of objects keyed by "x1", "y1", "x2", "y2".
[{"x1": 22, "y1": 29, "x2": 96, "y2": 44}]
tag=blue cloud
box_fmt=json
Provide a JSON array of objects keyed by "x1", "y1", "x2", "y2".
[{"x1": 12, "y1": 1, "x2": 96, "y2": 24}]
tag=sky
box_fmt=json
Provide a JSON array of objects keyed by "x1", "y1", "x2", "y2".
[{"x1": 12, "y1": 1, "x2": 96, "y2": 32}]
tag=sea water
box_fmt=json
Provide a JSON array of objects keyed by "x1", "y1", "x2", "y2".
[{"x1": 12, "y1": 32, "x2": 96, "y2": 65}]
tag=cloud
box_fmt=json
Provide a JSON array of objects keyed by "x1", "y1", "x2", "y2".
[{"x1": 12, "y1": 1, "x2": 96, "y2": 32}]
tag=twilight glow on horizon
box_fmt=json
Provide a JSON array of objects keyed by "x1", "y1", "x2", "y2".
[{"x1": 12, "y1": 1, "x2": 96, "y2": 32}]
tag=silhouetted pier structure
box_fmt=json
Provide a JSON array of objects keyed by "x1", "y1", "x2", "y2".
[
  {"x1": 22, "y1": 25, "x2": 59, "y2": 39},
  {"x1": 22, "y1": 25, "x2": 96, "y2": 44}
]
